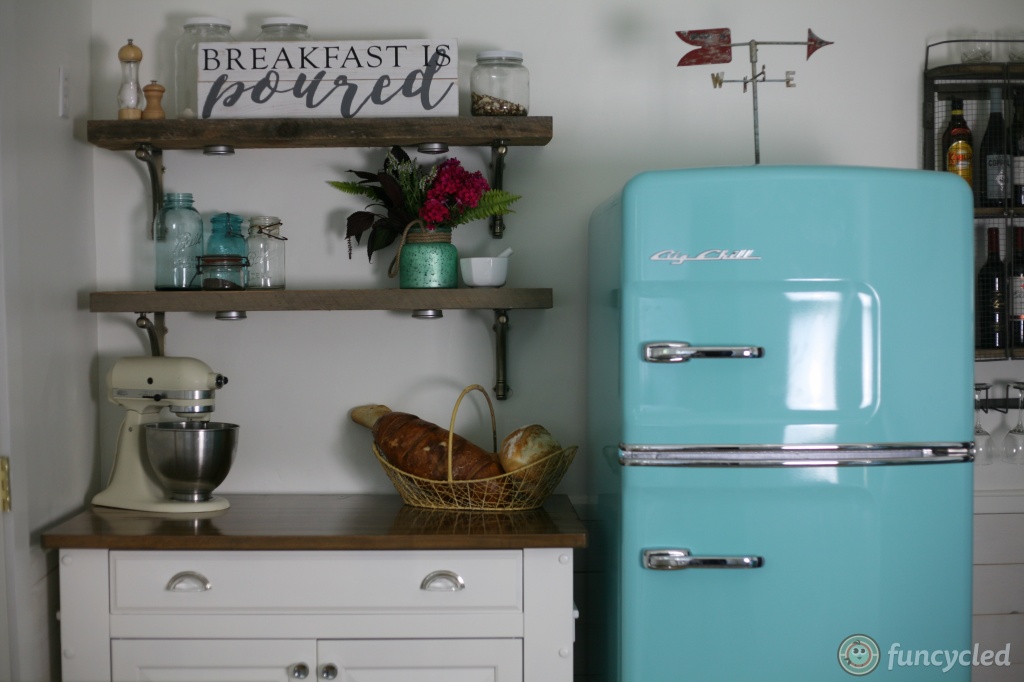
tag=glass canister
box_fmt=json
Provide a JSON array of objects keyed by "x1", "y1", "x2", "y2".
[
  {"x1": 255, "y1": 17, "x2": 311, "y2": 41},
  {"x1": 154, "y1": 193, "x2": 204, "y2": 290},
  {"x1": 471, "y1": 51, "x2": 529, "y2": 116},
  {"x1": 174, "y1": 17, "x2": 234, "y2": 119},
  {"x1": 207, "y1": 213, "x2": 247, "y2": 256},
  {"x1": 247, "y1": 216, "x2": 287, "y2": 289},
  {"x1": 196, "y1": 255, "x2": 247, "y2": 290}
]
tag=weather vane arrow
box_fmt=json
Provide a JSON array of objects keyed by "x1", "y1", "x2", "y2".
[{"x1": 675, "y1": 27, "x2": 834, "y2": 164}]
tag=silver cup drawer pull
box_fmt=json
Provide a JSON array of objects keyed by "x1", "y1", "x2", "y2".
[
  {"x1": 643, "y1": 548, "x2": 764, "y2": 570},
  {"x1": 420, "y1": 570, "x2": 466, "y2": 591},
  {"x1": 643, "y1": 342, "x2": 764, "y2": 363},
  {"x1": 165, "y1": 570, "x2": 212, "y2": 592}
]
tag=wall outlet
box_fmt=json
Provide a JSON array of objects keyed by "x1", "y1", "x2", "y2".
[{"x1": 58, "y1": 66, "x2": 69, "y2": 119}]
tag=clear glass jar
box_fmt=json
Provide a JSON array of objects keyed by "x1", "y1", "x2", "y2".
[
  {"x1": 255, "y1": 17, "x2": 311, "y2": 41},
  {"x1": 155, "y1": 193, "x2": 204, "y2": 290},
  {"x1": 471, "y1": 51, "x2": 529, "y2": 116},
  {"x1": 174, "y1": 17, "x2": 234, "y2": 119},
  {"x1": 246, "y1": 216, "x2": 286, "y2": 289},
  {"x1": 197, "y1": 255, "x2": 247, "y2": 290},
  {"x1": 207, "y1": 213, "x2": 246, "y2": 256}
]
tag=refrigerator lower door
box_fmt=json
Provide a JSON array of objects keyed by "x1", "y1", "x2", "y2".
[{"x1": 620, "y1": 461, "x2": 972, "y2": 680}]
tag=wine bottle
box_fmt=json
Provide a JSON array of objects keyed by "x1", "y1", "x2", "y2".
[
  {"x1": 1010, "y1": 226, "x2": 1024, "y2": 350},
  {"x1": 942, "y1": 97, "x2": 973, "y2": 188},
  {"x1": 979, "y1": 87, "x2": 1010, "y2": 207},
  {"x1": 977, "y1": 226, "x2": 1006, "y2": 350},
  {"x1": 1010, "y1": 89, "x2": 1024, "y2": 207}
]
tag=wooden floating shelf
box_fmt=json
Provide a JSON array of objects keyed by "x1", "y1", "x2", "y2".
[
  {"x1": 88, "y1": 288, "x2": 553, "y2": 313},
  {"x1": 86, "y1": 116, "x2": 553, "y2": 151}
]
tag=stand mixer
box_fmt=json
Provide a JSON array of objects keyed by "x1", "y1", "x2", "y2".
[{"x1": 92, "y1": 356, "x2": 233, "y2": 513}]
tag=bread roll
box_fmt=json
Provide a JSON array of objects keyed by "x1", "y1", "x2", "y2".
[
  {"x1": 499, "y1": 425, "x2": 561, "y2": 475},
  {"x1": 350, "y1": 404, "x2": 503, "y2": 481}
]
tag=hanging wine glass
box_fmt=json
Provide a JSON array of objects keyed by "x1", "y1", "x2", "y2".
[
  {"x1": 974, "y1": 383, "x2": 995, "y2": 466},
  {"x1": 1002, "y1": 382, "x2": 1024, "y2": 463}
]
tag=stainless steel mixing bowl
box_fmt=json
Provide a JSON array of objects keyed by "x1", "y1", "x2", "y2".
[{"x1": 143, "y1": 421, "x2": 238, "y2": 501}]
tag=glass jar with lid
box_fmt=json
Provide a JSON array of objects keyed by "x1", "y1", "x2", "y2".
[
  {"x1": 255, "y1": 17, "x2": 311, "y2": 41},
  {"x1": 246, "y1": 216, "x2": 287, "y2": 289},
  {"x1": 174, "y1": 17, "x2": 234, "y2": 118},
  {"x1": 471, "y1": 51, "x2": 529, "y2": 116},
  {"x1": 154, "y1": 193, "x2": 204, "y2": 290}
]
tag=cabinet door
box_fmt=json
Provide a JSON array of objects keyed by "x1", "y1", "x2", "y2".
[
  {"x1": 318, "y1": 639, "x2": 522, "y2": 681},
  {"x1": 111, "y1": 639, "x2": 315, "y2": 682}
]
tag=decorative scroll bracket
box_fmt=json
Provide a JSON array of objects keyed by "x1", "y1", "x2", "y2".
[
  {"x1": 135, "y1": 312, "x2": 167, "y2": 357},
  {"x1": 134, "y1": 144, "x2": 164, "y2": 238}
]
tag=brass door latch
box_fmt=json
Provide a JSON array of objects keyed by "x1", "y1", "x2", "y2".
[{"x1": 0, "y1": 456, "x2": 10, "y2": 512}]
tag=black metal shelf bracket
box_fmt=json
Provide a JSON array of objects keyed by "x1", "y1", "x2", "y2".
[
  {"x1": 489, "y1": 142, "x2": 508, "y2": 239},
  {"x1": 493, "y1": 309, "x2": 511, "y2": 400}
]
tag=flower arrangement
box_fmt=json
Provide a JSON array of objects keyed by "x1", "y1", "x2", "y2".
[{"x1": 328, "y1": 146, "x2": 521, "y2": 262}]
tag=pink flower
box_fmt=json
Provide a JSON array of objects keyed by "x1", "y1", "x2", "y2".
[{"x1": 417, "y1": 158, "x2": 492, "y2": 228}]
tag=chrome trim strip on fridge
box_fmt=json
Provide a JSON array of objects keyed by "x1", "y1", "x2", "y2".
[{"x1": 619, "y1": 443, "x2": 972, "y2": 466}]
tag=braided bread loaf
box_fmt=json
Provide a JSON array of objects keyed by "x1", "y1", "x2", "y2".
[{"x1": 351, "y1": 404, "x2": 502, "y2": 481}]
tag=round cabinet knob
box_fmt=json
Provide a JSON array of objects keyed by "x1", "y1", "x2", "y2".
[
  {"x1": 319, "y1": 663, "x2": 339, "y2": 680},
  {"x1": 289, "y1": 663, "x2": 309, "y2": 679}
]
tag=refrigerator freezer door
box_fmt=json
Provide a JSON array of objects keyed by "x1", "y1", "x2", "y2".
[
  {"x1": 619, "y1": 461, "x2": 973, "y2": 680},
  {"x1": 615, "y1": 166, "x2": 974, "y2": 447}
]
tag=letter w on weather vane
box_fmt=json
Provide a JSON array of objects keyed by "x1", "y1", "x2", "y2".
[{"x1": 676, "y1": 28, "x2": 833, "y2": 164}]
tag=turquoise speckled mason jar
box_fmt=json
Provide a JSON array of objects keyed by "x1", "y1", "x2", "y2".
[{"x1": 397, "y1": 228, "x2": 457, "y2": 288}]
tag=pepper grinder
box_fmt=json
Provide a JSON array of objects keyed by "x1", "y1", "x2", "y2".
[
  {"x1": 117, "y1": 39, "x2": 143, "y2": 120},
  {"x1": 142, "y1": 81, "x2": 166, "y2": 120}
]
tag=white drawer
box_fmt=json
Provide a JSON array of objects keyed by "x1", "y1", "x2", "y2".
[{"x1": 110, "y1": 549, "x2": 523, "y2": 614}]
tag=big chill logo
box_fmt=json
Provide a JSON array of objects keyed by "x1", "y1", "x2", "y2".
[{"x1": 649, "y1": 248, "x2": 761, "y2": 265}]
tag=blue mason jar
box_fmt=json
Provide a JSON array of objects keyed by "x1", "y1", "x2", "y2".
[
  {"x1": 154, "y1": 193, "x2": 204, "y2": 290},
  {"x1": 207, "y1": 212, "x2": 246, "y2": 256}
]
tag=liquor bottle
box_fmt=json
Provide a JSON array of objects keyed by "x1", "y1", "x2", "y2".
[
  {"x1": 1011, "y1": 89, "x2": 1024, "y2": 207},
  {"x1": 979, "y1": 87, "x2": 1010, "y2": 207},
  {"x1": 942, "y1": 97, "x2": 973, "y2": 188},
  {"x1": 1011, "y1": 226, "x2": 1024, "y2": 350},
  {"x1": 977, "y1": 226, "x2": 1006, "y2": 350}
]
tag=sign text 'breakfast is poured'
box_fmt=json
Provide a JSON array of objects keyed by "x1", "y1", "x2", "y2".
[{"x1": 197, "y1": 40, "x2": 458, "y2": 118}]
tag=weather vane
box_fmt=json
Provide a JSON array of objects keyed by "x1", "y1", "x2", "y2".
[{"x1": 676, "y1": 28, "x2": 833, "y2": 164}]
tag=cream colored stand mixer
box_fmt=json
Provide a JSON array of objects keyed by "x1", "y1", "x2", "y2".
[{"x1": 93, "y1": 356, "x2": 233, "y2": 513}]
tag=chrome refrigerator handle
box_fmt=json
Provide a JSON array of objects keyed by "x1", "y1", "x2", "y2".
[
  {"x1": 643, "y1": 342, "x2": 764, "y2": 363},
  {"x1": 643, "y1": 548, "x2": 764, "y2": 570}
]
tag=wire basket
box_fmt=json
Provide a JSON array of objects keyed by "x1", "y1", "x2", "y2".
[{"x1": 372, "y1": 384, "x2": 576, "y2": 511}]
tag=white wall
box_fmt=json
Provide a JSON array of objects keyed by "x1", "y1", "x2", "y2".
[
  {"x1": 87, "y1": 1, "x2": 1024, "y2": 504},
  {"x1": 1, "y1": 1, "x2": 97, "y2": 679}
]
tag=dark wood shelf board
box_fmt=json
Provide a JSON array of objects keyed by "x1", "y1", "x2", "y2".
[
  {"x1": 87, "y1": 116, "x2": 553, "y2": 151},
  {"x1": 89, "y1": 288, "x2": 553, "y2": 313},
  {"x1": 41, "y1": 494, "x2": 588, "y2": 551}
]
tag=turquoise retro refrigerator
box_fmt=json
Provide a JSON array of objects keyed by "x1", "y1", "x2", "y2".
[{"x1": 587, "y1": 166, "x2": 975, "y2": 680}]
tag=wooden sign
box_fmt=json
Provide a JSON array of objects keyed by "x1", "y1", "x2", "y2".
[{"x1": 197, "y1": 39, "x2": 458, "y2": 119}]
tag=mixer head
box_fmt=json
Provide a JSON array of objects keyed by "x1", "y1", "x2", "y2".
[{"x1": 108, "y1": 356, "x2": 228, "y2": 415}]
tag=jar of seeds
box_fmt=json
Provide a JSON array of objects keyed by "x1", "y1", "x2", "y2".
[{"x1": 471, "y1": 51, "x2": 529, "y2": 116}]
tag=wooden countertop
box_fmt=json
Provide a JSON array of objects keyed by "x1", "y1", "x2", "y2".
[{"x1": 40, "y1": 494, "x2": 587, "y2": 551}]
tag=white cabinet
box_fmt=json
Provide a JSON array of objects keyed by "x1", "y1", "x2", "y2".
[
  {"x1": 57, "y1": 547, "x2": 573, "y2": 682},
  {"x1": 111, "y1": 639, "x2": 521, "y2": 681}
]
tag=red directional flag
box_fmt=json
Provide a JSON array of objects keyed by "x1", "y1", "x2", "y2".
[
  {"x1": 806, "y1": 29, "x2": 833, "y2": 60},
  {"x1": 676, "y1": 28, "x2": 732, "y2": 66}
]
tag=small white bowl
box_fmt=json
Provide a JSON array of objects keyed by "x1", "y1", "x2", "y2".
[{"x1": 460, "y1": 257, "x2": 508, "y2": 287}]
